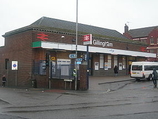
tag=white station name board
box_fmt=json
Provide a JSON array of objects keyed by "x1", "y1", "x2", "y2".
[{"x1": 83, "y1": 34, "x2": 113, "y2": 47}]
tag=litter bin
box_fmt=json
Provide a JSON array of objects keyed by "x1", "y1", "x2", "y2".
[{"x1": 32, "y1": 79, "x2": 37, "y2": 88}]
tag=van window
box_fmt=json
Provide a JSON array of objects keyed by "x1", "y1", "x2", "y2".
[
  {"x1": 132, "y1": 65, "x2": 142, "y2": 71},
  {"x1": 144, "y1": 65, "x2": 158, "y2": 70}
]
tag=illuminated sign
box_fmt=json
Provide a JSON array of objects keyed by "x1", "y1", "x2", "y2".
[
  {"x1": 37, "y1": 32, "x2": 48, "y2": 41},
  {"x1": 83, "y1": 34, "x2": 92, "y2": 45}
]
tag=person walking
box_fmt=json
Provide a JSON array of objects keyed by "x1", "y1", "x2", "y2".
[
  {"x1": 114, "y1": 65, "x2": 118, "y2": 76},
  {"x1": 2, "y1": 75, "x2": 7, "y2": 87},
  {"x1": 152, "y1": 68, "x2": 157, "y2": 88}
]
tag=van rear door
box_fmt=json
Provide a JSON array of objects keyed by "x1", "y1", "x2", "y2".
[{"x1": 131, "y1": 65, "x2": 144, "y2": 78}]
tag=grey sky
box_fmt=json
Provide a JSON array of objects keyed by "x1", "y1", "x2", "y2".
[{"x1": 1, "y1": 0, "x2": 158, "y2": 46}]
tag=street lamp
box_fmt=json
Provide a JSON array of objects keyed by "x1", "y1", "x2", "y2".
[{"x1": 75, "y1": 0, "x2": 78, "y2": 90}]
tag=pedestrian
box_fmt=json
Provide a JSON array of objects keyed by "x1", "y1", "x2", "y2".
[
  {"x1": 2, "y1": 75, "x2": 7, "y2": 87},
  {"x1": 152, "y1": 68, "x2": 157, "y2": 88},
  {"x1": 114, "y1": 65, "x2": 118, "y2": 76}
]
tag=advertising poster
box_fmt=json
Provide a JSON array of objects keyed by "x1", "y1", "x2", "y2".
[
  {"x1": 94, "y1": 62, "x2": 99, "y2": 70},
  {"x1": 104, "y1": 62, "x2": 108, "y2": 70},
  {"x1": 119, "y1": 63, "x2": 123, "y2": 70}
]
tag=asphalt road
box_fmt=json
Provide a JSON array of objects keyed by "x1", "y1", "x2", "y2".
[{"x1": 0, "y1": 77, "x2": 158, "y2": 119}]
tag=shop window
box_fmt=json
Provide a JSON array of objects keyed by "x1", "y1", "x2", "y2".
[
  {"x1": 122, "y1": 57, "x2": 126, "y2": 69},
  {"x1": 99, "y1": 54, "x2": 104, "y2": 68},
  {"x1": 57, "y1": 59, "x2": 71, "y2": 76},
  {"x1": 114, "y1": 56, "x2": 118, "y2": 67},
  {"x1": 107, "y1": 55, "x2": 111, "y2": 68}
]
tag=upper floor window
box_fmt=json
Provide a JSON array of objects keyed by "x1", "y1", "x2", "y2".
[
  {"x1": 150, "y1": 38, "x2": 154, "y2": 44},
  {"x1": 141, "y1": 39, "x2": 147, "y2": 43},
  {"x1": 150, "y1": 49, "x2": 155, "y2": 53},
  {"x1": 140, "y1": 37, "x2": 147, "y2": 43}
]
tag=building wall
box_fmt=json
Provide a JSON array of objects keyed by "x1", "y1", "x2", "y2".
[
  {"x1": 91, "y1": 54, "x2": 129, "y2": 76},
  {"x1": 32, "y1": 30, "x2": 146, "y2": 52},
  {"x1": 0, "y1": 31, "x2": 33, "y2": 87},
  {"x1": 123, "y1": 27, "x2": 158, "y2": 61},
  {"x1": 0, "y1": 29, "x2": 147, "y2": 88}
]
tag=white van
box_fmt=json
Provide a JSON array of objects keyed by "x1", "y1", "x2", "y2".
[{"x1": 130, "y1": 61, "x2": 158, "y2": 81}]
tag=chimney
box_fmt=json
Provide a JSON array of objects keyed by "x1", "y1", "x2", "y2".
[{"x1": 124, "y1": 24, "x2": 129, "y2": 33}]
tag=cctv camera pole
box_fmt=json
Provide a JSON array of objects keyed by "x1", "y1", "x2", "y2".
[{"x1": 75, "y1": 0, "x2": 78, "y2": 90}]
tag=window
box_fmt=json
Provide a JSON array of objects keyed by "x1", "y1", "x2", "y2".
[
  {"x1": 132, "y1": 65, "x2": 142, "y2": 71},
  {"x1": 150, "y1": 49, "x2": 155, "y2": 53},
  {"x1": 5, "y1": 59, "x2": 9, "y2": 69},
  {"x1": 150, "y1": 38, "x2": 154, "y2": 44},
  {"x1": 122, "y1": 57, "x2": 126, "y2": 69},
  {"x1": 100, "y1": 54, "x2": 104, "y2": 68},
  {"x1": 144, "y1": 65, "x2": 158, "y2": 70},
  {"x1": 114, "y1": 56, "x2": 118, "y2": 67},
  {"x1": 140, "y1": 38, "x2": 147, "y2": 43},
  {"x1": 108, "y1": 55, "x2": 111, "y2": 68}
]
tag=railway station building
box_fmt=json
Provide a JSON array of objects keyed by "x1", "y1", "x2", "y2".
[{"x1": 0, "y1": 17, "x2": 156, "y2": 89}]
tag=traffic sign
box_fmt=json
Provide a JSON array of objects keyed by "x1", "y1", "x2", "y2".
[
  {"x1": 51, "y1": 57, "x2": 56, "y2": 60},
  {"x1": 69, "y1": 54, "x2": 77, "y2": 58},
  {"x1": 12, "y1": 61, "x2": 18, "y2": 70},
  {"x1": 76, "y1": 58, "x2": 82, "y2": 62},
  {"x1": 76, "y1": 62, "x2": 81, "y2": 64}
]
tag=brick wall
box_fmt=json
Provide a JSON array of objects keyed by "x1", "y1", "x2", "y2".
[
  {"x1": 32, "y1": 30, "x2": 145, "y2": 52},
  {"x1": 0, "y1": 29, "x2": 147, "y2": 88},
  {"x1": 0, "y1": 31, "x2": 33, "y2": 87}
]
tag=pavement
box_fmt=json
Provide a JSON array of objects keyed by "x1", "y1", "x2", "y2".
[
  {"x1": 2, "y1": 75, "x2": 133, "y2": 94},
  {"x1": 86, "y1": 75, "x2": 135, "y2": 94},
  {"x1": 31, "y1": 75, "x2": 134, "y2": 94},
  {"x1": 89, "y1": 75, "x2": 133, "y2": 90}
]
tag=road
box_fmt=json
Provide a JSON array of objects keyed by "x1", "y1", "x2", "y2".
[{"x1": 0, "y1": 77, "x2": 158, "y2": 119}]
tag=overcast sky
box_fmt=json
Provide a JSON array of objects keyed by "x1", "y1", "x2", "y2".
[{"x1": 1, "y1": 0, "x2": 158, "y2": 46}]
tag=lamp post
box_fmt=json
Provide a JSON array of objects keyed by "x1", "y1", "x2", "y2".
[{"x1": 75, "y1": 0, "x2": 78, "y2": 90}]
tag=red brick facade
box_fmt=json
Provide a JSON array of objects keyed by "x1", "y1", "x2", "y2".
[
  {"x1": 123, "y1": 25, "x2": 158, "y2": 61},
  {"x1": 0, "y1": 24, "x2": 153, "y2": 89}
]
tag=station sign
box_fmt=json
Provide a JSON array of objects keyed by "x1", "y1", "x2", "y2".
[
  {"x1": 83, "y1": 34, "x2": 92, "y2": 45},
  {"x1": 76, "y1": 58, "x2": 82, "y2": 62},
  {"x1": 69, "y1": 54, "x2": 77, "y2": 58}
]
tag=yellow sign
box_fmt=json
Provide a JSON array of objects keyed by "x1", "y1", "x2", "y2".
[{"x1": 51, "y1": 57, "x2": 56, "y2": 60}]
